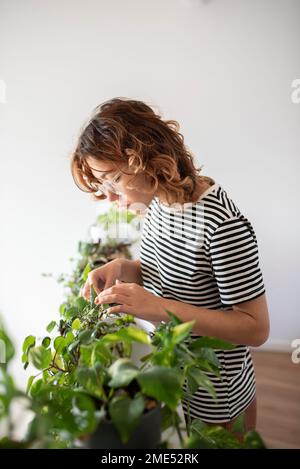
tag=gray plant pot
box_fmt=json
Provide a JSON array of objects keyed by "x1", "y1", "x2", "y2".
[{"x1": 83, "y1": 403, "x2": 162, "y2": 449}]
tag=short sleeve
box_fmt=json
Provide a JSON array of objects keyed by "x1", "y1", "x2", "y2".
[{"x1": 210, "y1": 217, "x2": 266, "y2": 306}]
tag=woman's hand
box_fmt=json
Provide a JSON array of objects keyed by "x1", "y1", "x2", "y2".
[
  {"x1": 80, "y1": 258, "x2": 123, "y2": 300},
  {"x1": 94, "y1": 282, "x2": 161, "y2": 321}
]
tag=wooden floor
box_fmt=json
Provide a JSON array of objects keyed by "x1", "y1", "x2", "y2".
[{"x1": 252, "y1": 350, "x2": 300, "y2": 449}]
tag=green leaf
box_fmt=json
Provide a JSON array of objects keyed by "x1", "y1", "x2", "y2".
[
  {"x1": 64, "y1": 331, "x2": 75, "y2": 346},
  {"x1": 29, "y1": 346, "x2": 52, "y2": 370},
  {"x1": 108, "y1": 358, "x2": 139, "y2": 388},
  {"x1": 205, "y1": 426, "x2": 244, "y2": 449},
  {"x1": 137, "y1": 366, "x2": 182, "y2": 410},
  {"x1": 46, "y1": 321, "x2": 56, "y2": 333},
  {"x1": 232, "y1": 411, "x2": 245, "y2": 435},
  {"x1": 0, "y1": 327, "x2": 15, "y2": 363},
  {"x1": 79, "y1": 344, "x2": 93, "y2": 366},
  {"x1": 71, "y1": 318, "x2": 81, "y2": 330},
  {"x1": 64, "y1": 307, "x2": 79, "y2": 321},
  {"x1": 21, "y1": 334, "x2": 35, "y2": 369},
  {"x1": 67, "y1": 339, "x2": 80, "y2": 353},
  {"x1": 41, "y1": 337, "x2": 51, "y2": 348},
  {"x1": 190, "y1": 419, "x2": 209, "y2": 434},
  {"x1": 109, "y1": 394, "x2": 145, "y2": 444},
  {"x1": 187, "y1": 421, "x2": 243, "y2": 449},
  {"x1": 193, "y1": 357, "x2": 221, "y2": 378},
  {"x1": 75, "y1": 296, "x2": 87, "y2": 312},
  {"x1": 77, "y1": 330, "x2": 93, "y2": 345},
  {"x1": 90, "y1": 284, "x2": 98, "y2": 306},
  {"x1": 22, "y1": 335, "x2": 35, "y2": 355},
  {"x1": 160, "y1": 405, "x2": 180, "y2": 432},
  {"x1": 102, "y1": 327, "x2": 151, "y2": 345},
  {"x1": 139, "y1": 351, "x2": 153, "y2": 363},
  {"x1": 29, "y1": 378, "x2": 43, "y2": 396},
  {"x1": 54, "y1": 336, "x2": 66, "y2": 353},
  {"x1": 190, "y1": 337, "x2": 236, "y2": 350},
  {"x1": 91, "y1": 342, "x2": 113, "y2": 366},
  {"x1": 76, "y1": 365, "x2": 104, "y2": 399},
  {"x1": 243, "y1": 430, "x2": 266, "y2": 449},
  {"x1": 82, "y1": 263, "x2": 91, "y2": 282},
  {"x1": 42, "y1": 369, "x2": 51, "y2": 383},
  {"x1": 163, "y1": 309, "x2": 182, "y2": 325},
  {"x1": 71, "y1": 392, "x2": 98, "y2": 435},
  {"x1": 172, "y1": 321, "x2": 195, "y2": 344},
  {"x1": 186, "y1": 366, "x2": 217, "y2": 401},
  {"x1": 0, "y1": 371, "x2": 17, "y2": 412},
  {"x1": 193, "y1": 348, "x2": 220, "y2": 368}
]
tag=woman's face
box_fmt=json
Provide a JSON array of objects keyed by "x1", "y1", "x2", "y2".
[{"x1": 86, "y1": 157, "x2": 156, "y2": 212}]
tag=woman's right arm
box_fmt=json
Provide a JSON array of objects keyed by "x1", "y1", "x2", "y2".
[{"x1": 119, "y1": 258, "x2": 143, "y2": 286}]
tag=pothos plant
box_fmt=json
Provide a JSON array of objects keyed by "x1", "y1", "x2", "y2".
[
  {"x1": 1, "y1": 315, "x2": 265, "y2": 449},
  {"x1": 14, "y1": 204, "x2": 265, "y2": 449},
  {"x1": 21, "y1": 293, "x2": 266, "y2": 449},
  {"x1": 21, "y1": 280, "x2": 232, "y2": 448}
]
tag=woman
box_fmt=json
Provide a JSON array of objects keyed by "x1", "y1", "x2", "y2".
[{"x1": 71, "y1": 97, "x2": 270, "y2": 434}]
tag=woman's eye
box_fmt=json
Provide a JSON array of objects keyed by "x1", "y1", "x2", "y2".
[{"x1": 115, "y1": 175, "x2": 121, "y2": 183}]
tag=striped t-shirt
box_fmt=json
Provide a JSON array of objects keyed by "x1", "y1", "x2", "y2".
[{"x1": 139, "y1": 180, "x2": 266, "y2": 423}]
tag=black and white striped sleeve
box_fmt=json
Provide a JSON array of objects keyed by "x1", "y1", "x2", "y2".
[{"x1": 210, "y1": 217, "x2": 266, "y2": 306}]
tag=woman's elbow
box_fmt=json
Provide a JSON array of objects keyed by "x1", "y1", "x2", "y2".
[{"x1": 251, "y1": 323, "x2": 270, "y2": 347}]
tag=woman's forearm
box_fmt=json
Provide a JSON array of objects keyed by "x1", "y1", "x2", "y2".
[
  {"x1": 120, "y1": 258, "x2": 143, "y2": 286},
  {"x1": 155, "y1": 297, "x2": 264, "y2": 347},
  {"x1": 118, "y1": 260, "x2": 266, "y2": 347}
]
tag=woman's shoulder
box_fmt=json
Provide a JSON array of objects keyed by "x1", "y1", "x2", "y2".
[
  {"x1": 197, "y1": 178, "x2": 235, "y2": 213},
  {"x1": 196, "y1": 178, "x2": 255, "y2": 233}
]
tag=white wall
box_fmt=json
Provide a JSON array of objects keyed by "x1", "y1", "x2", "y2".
[{"x1": 0, "y1": 0, "x2": 299, "y2": 386}]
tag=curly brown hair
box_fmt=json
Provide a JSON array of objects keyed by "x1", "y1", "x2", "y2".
[{"x1": 70, "y1": 97, "x2": 214, "y2": 205}]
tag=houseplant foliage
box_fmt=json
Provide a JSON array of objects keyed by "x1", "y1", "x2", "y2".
[
  {"x1": 0, "y1": 318, "x2": 31, "y2": 448},
  {"x1": 185, "y1": 417, "x2": 266, "y2": 449},
  {"x1": 1, "y1": 312, "x2": 266, "y2": 449},
  {"x1": 22, "y1": 289, "x2": 241, "y2": 448},
  {"x1": 21, "y1": 204, "x2": 227, "y2": 447},
  {"x1": 1, "y1": 204, "x2": 266, "y2": 448},
  {"x1": 22, "y1": 278, "x2": 215, "y2": 448}
]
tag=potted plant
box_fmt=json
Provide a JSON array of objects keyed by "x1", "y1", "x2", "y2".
[
  {"x1": 0, "y1": 314, "x2": 265, "y2": 450},
  {"x1": 21, "y1": 269, "x2": 207, "y2": 449},
  {"x1": 21, "y1": 205, "x2": 264, "y2": 449},
  {"x1": 1, "y1": 205, "x2": 264, "y2": 449}
]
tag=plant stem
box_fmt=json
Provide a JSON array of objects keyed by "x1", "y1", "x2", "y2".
[
  {"x1": 186, "y1": 401, "x2": 191, "y2": 437},
  {"x1": 50, "y1": 362, "x2": 69, "y2": 373},
  {"x1": 173, "y1": 412, "x2": 184, "y2": 448}
]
